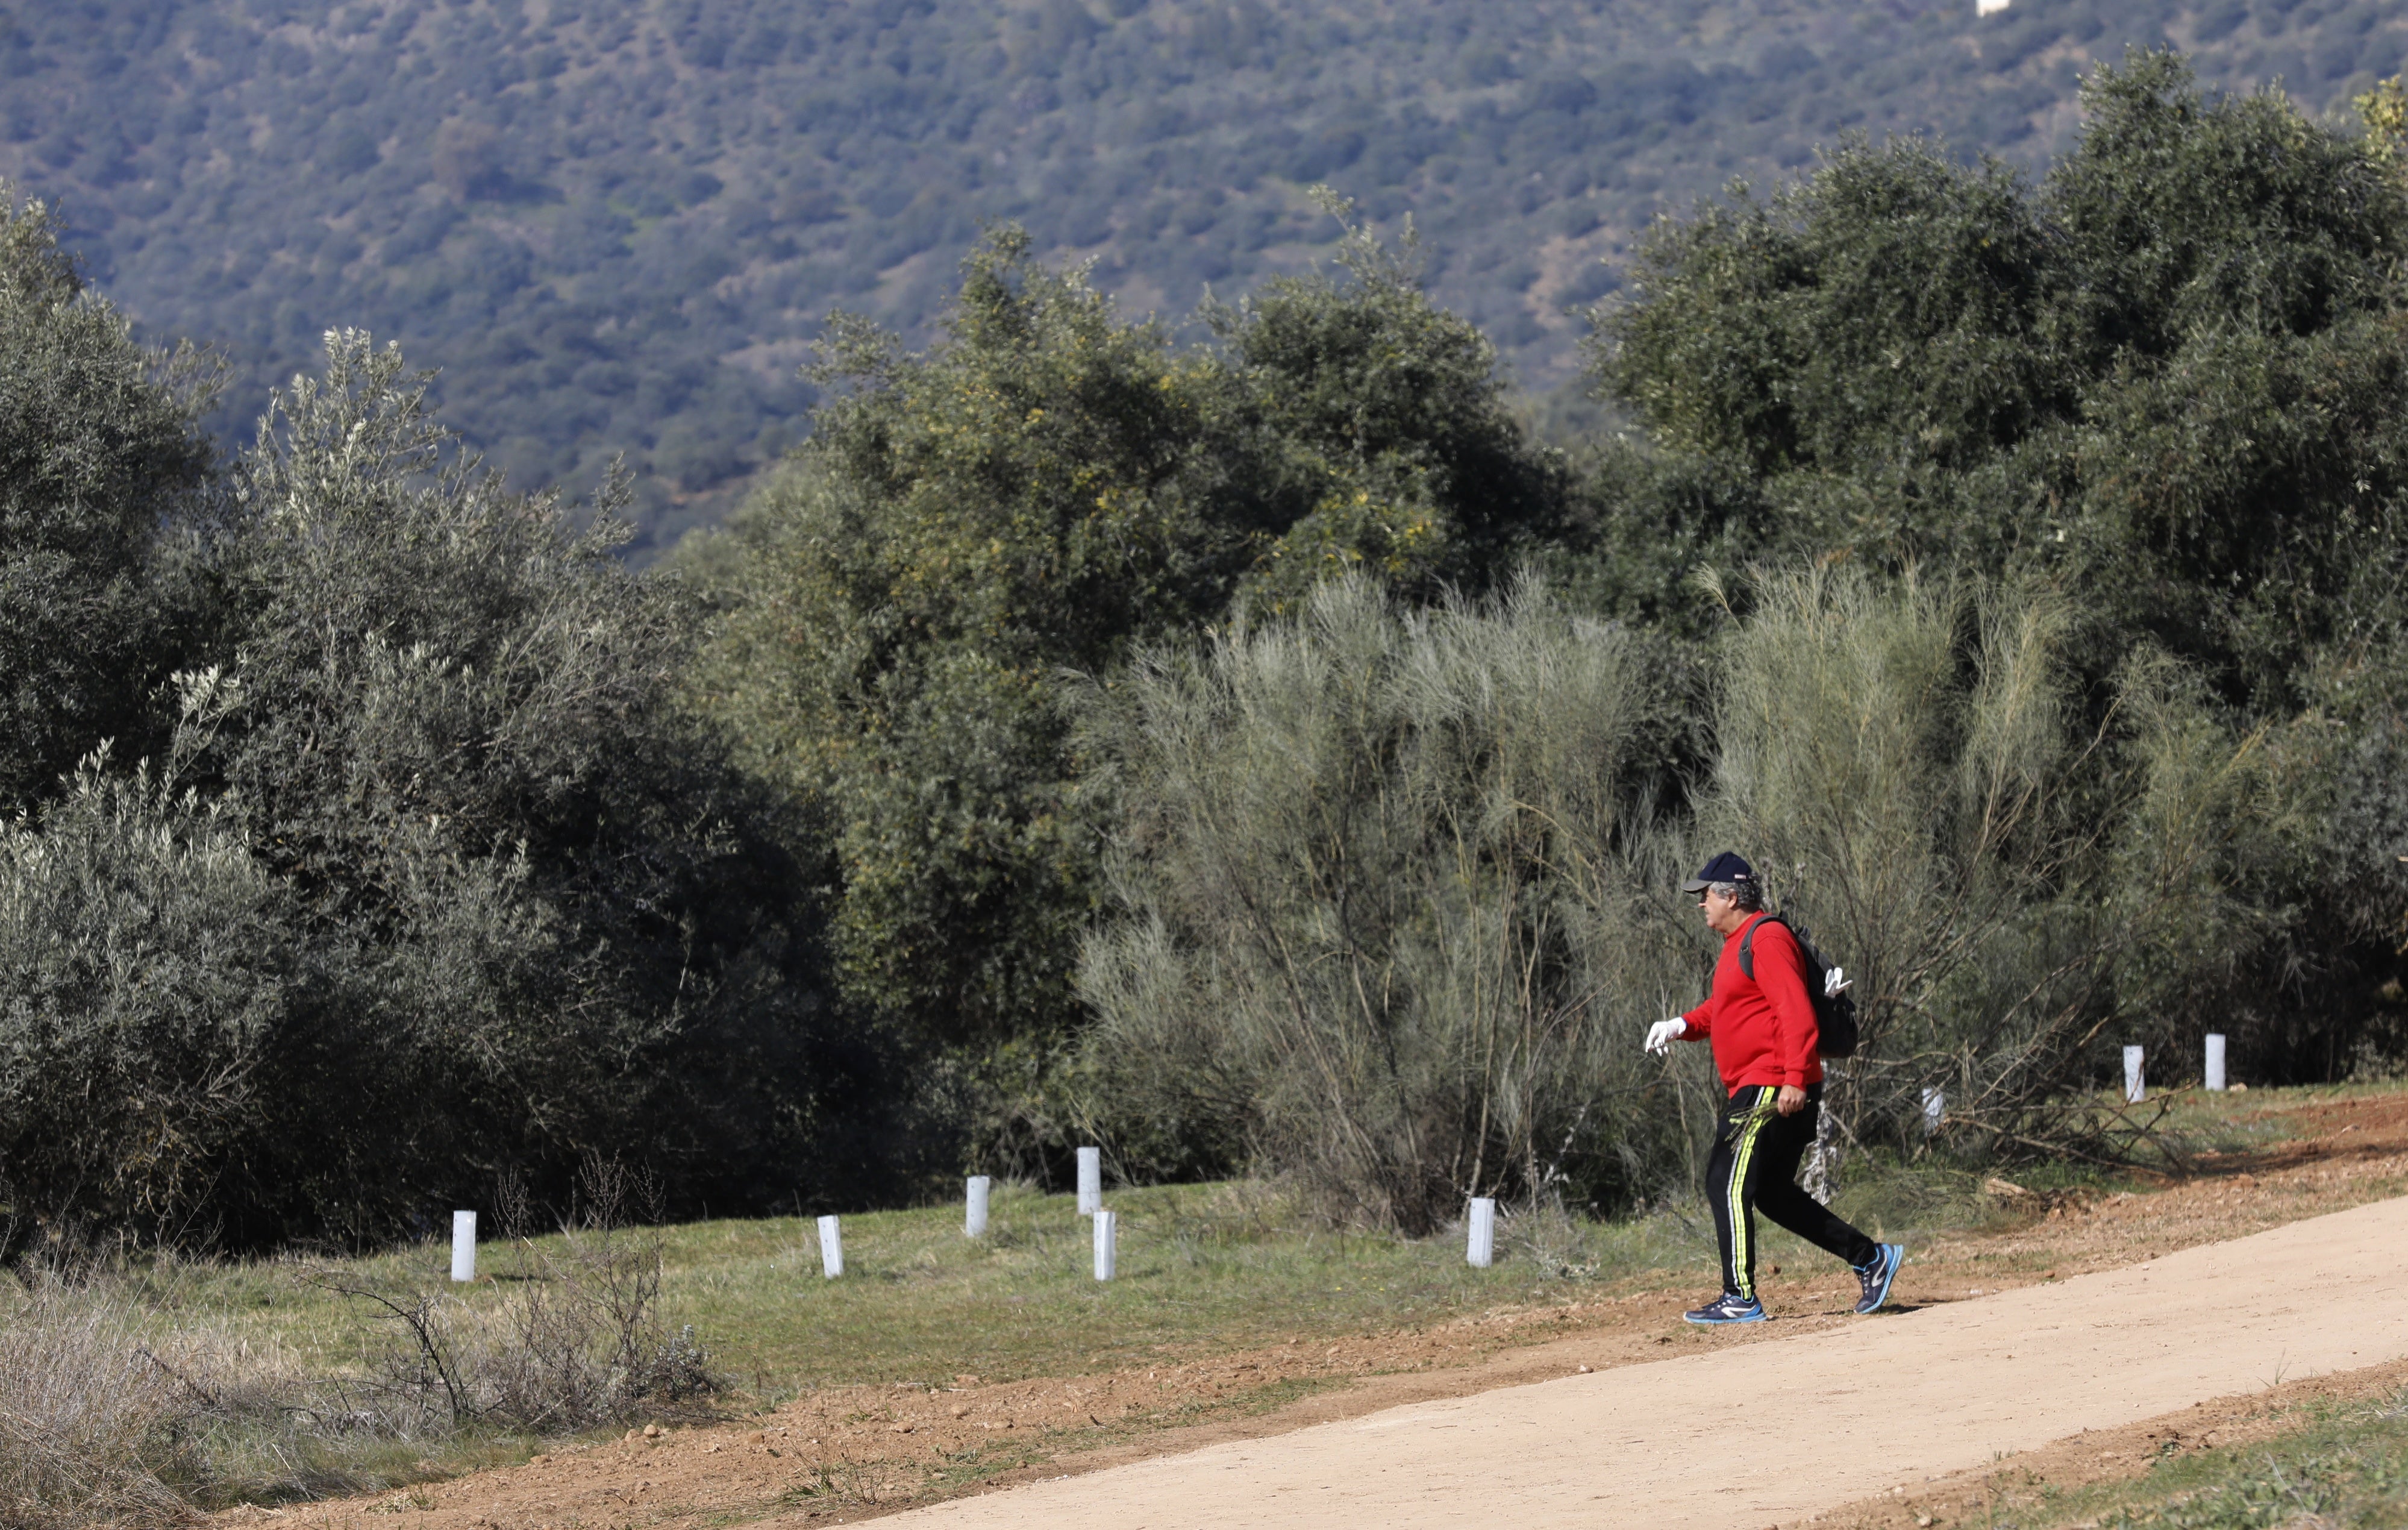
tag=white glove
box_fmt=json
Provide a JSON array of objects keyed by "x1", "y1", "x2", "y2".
[
  {"x1": 1824, "y1": 967, "x2": 1852, "y2": 999},
  {"x1": 1645, "y1": 1018, "x2": 1687, "y2": 1055}
]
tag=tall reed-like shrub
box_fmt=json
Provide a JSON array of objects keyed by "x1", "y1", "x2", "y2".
[
  {"x1": 1082, "y1": 565, "x2": 2313, "y2": 1220},
  {"x1": 1076, "y1": 576, "x2": 1703, "y2": 1231},
  {"x1": 1701, "y1": 567, "x2": 2083, "y2": 1159},
  {"x1": 1701, "y1": 565, "x2": 2308, "y2": 1164}
]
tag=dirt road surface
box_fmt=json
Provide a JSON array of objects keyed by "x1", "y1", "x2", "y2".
[{"x1": 869, "y1": 1193, "x2": 2408, "y2": 1530}]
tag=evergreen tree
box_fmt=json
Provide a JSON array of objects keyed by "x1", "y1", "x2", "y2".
[
  {"x1": 686, "y1": 220, "x2": 1566, "y2": 1064},
  {"x1": 0, "y1": 333, "x2": 884, "y2": 1247},
  {"x1": 0, "y1": 188, "x2": 214, "y2": 810}
]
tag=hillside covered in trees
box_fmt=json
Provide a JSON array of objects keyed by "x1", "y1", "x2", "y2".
[{"x1": 5, "y1": 0, "x2": 2407, "y2": 550}]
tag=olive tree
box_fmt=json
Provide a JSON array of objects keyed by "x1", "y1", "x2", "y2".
[{"x1": 0, "y1": 187, "x2": 216, "y2": 812}]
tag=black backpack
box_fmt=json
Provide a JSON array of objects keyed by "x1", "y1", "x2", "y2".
[{"x1": 1736, "y1": 915, "x2": 1859, "y2": 1061}]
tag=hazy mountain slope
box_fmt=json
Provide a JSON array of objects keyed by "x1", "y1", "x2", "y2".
[{"x1": 2, "y1": 0, "x2": 2401, "y2": 551}]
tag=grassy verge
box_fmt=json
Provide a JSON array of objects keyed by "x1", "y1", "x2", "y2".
[
  {"x1": 120, "y1": 1178, "x2": 1706, "y2": 1391},
  {"x1": 113, "y1": 1081, "x2": 2309, "y2": 1391},
  {"x1": 116, "y1": 1158, "x2": 2053, "y2": 1397},
  {"x1": 1961, "y1": 1385, "x2": 2408, "y2": 1529}
]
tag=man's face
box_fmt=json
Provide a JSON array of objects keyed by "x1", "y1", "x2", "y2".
[{"x1": 1698, "y1": 885, "x2": 1747, "y2": 935}]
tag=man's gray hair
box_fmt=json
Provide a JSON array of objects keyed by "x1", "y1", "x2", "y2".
[{"x1": 1711, "y1": 880, "x2": 1765, "y2": 912}]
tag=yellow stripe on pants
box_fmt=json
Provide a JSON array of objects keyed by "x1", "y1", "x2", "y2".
[{"x1": 1726, "y1": 1086, "x2": 1778, "y2": 1300}]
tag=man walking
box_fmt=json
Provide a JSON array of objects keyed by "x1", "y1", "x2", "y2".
[{"x1": 1645, "y1": 852, "x2": 1904, "y2": 1324}]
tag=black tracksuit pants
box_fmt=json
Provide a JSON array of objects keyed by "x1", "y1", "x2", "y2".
[{"x1": 1708, "y1": 1082, "x2": 1878, "y2": 1302}]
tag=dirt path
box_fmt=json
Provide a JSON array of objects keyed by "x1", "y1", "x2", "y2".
[{"x1": 863, "y1": 1193, "x2": 2408, "y2": 1530}]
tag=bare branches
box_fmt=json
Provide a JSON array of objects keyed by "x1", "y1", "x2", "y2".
[{"x1": 308, "y1": 1158, "x2": 714, "y2": 1436}]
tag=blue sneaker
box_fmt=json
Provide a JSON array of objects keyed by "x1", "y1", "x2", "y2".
[
  {"x1": 1854, "y1": 1243, "x2": 1904, "y2": 1314},
  {"x1": 1683, "y1": 1292, "x2": 1766, "y2": 1325}
]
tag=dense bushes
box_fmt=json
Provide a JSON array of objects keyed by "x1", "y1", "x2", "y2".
[
  {"x1": 1580, "y1": 52, "x2": 2408, "y2": 1104},
  {"x1": 592, "y1": 56, "x2": 2408, "y2": 1227},
  {"x1": 1067, "y1": 563, "x2": 2357, "y2": 1212},
  {"x1": 1054, "y1": 56, "x2": 2408, "y2": 1214},
  {"x1": 166, "y1": 334, "x2": 875, "y2": 1244},
  {"x1": 0, "y1": 237, "x2": 895, "y2": 1248},
  {"x1": 0, "y1": 748, "x2": 293, "y2": 1243},
  {"x1": 682, "y1": 219, "x2": 1567, "y2": 1064}
]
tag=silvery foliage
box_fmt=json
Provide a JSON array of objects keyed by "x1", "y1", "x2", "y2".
[{"x1": 1077, "y1": 575, "x2": 1703, "y2": 1232}]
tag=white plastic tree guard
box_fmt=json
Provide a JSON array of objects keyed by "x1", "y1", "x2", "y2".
[
  {"x1": 1076, "y1": 1146, "x2": 1102, "y2": 1215},
  {"x1": 450, "y1": 1210, "x2": 477, "y2": 1282},
  {"x1": 2124, "y1": 1045, "x2": 2146, "y2": 1103},
  {"x1": 1466, "y1": 1197, "x2": 1496, "y2": 1268},
  {"x1": 818, "y1": 1214, "x2": 844, "y2": 1278},
  {"x1": 1093, "y1": 1209, "x2": 1117, "y2": 1281},
  {"x1": 2205, "y1": 1033, "x2": 2227, "y2": 1092},
  {"x1": 1921, "y1": 1087, "x2": 1945, "y2": 1136},
  {"x1": 966, "y1": 1175, "x2": 991, "y2": 1238}
]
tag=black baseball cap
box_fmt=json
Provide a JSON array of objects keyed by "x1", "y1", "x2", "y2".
[{"x1": 1681, "y1": 851, "x2": 1755, "y2": 894}]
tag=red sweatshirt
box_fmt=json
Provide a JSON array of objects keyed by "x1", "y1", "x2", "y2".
[{"x1": 1681, "y1": 912, "x2": 1823, "y2": 1092}]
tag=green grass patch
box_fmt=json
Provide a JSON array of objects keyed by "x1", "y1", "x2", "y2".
[
  {"x1": 129, "y1": 1180, "x2": 1719, "y2": 1394},
  {"x1": 1971, "y1": 1385, "x2": 2408, "y2": 1529}
]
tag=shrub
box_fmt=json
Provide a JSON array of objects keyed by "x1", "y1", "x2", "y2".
[
  {"x1": 1075, "y1": 575, "x2": 1703, "y2": 1231},
  {"x1": 0, "y1": 729, "x2": 293, "y2": 1240},
  {"x1": 1698, "y1": 564, "x2": 2319, "y2": 1164},
  {"x1": 317, "y1": 1161, "x2": 717, "y2": 1435}
]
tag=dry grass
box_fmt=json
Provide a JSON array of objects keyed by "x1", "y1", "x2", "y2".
[
  {"x1": 0, "y1": 1278, "x2": 196, "y2": 1529},
  {"x1": 301, "y1": 1164, "x2": 716, "y2": 1437},
  {"x1": 0, "y1": 1162, "x2": 709, "y2": 1525},
  {"x1": 0, "y1": 1264, "x2": 535, "y2": 1525}
]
